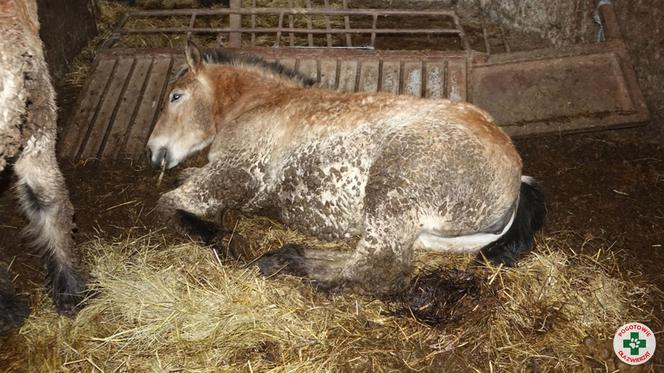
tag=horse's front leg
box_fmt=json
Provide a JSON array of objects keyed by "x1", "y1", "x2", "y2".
[
  {"x1": 14, "y1": 132, "x2": 87, "y2": 314},
  {"x1": 155, "y1": 161, "x2": 259, "y2": 243},
  {"x1": 175, "y1": 167, "x2": 201, "y2": 186}
]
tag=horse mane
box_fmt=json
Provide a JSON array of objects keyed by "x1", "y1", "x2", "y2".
[{"x1": 172, "y1": 49, "x2": 318, "y2": 87}]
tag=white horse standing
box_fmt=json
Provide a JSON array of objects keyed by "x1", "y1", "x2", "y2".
[
  {"x1": 147, "y1": 42, "x2": 545, "y2": 293},
  {"x1": 0, "y1": 0, "x2": 86, "y2": 332}
]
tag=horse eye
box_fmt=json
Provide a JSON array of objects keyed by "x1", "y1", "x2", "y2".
[{"x1": 170, "y1": 93, "x2": 182, "y2": 103}]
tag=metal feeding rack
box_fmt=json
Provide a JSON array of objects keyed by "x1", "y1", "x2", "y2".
[
  {"x1": 59, "y1": 2, "x2": 649, "y2": 163},
  {"x1": 102, "y1": 6, "x2": 471, "y2": 50}
]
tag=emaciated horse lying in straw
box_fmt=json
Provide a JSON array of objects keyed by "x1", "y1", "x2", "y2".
[{"x1": 147, "y1": 41, "x2": 546, "y2": 293}]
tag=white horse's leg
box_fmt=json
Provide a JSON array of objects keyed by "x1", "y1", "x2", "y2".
[{"x1": 14, "y1": 132, "x2": 86, "y2": 313}]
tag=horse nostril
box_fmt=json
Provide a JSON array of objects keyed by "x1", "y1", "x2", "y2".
[
  {"x1": 145, "y1": 147, "x2": 152, "y2": 163},
  {"x1": 151, "y1": 147, "x2": 168, "y2": 169}
]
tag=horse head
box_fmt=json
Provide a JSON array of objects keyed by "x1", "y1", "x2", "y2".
[{"x1": 146, "y1": 41, "x2": 217, "y2": 169}]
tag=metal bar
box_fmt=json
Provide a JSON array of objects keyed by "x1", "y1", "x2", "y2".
[
  {"x1": 598, "y1": 2, "x2": 622, "y2": 40},
  {"x1": 186, "y1": 13, "x2": 196, "y2": 40},
  {"x1": 228, "y1": 0, "x2": 241, "y2": 47},
  {"x1": 370, "y1": 14, "x2": 377, "y2": 47},
  {"x1": 101, "y1": 12, "x2": 130, "y2": 49},
  {"x1": 452, "y1": 14, "x2": 470, "y2": 51},
  {"x1": 275, "y1": 12, "x2": 284, "y2": 47},
  {"x1": 481, "y1": 19, "x2": 491, "y2": 55},
  {"x1": 288, "y1": 0, "x2": 295, "y2": 47},
  {"x1": 125, "y1": 8, "x2": 460, "y2": 17},
  {"x1": 498, "y1": 23, "x2": 511, "y2": 53},
  {"x1": 251, "y1": 0, "x2": 256, "y2": 47},
  {"x1": 305, "y1": 0, "x2": 314, "y2": 47},
  {"x1": 323, "y1": 0, "x2": 333, "y2": 47},
  {"x1": 342, "y1": 0, "x2": 352, "y2": 47},
  {"x1": 121, "y1": 27, "x2": 464, "y2": 35},
  {"x1": 115, "y1": 7, "x2": 466, "y2": 50}
]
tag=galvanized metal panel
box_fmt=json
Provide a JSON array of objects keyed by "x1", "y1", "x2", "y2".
[
  {"x1": 402, "y1": 61, "x2": 422, "y2": 96},
  {"x1": 359, "y1": 60, "x2": 379, "y2": 93},
  {"x1": 471, "y1": 48, "x2": 648, "y2": 135},
  {"x1": 424, "y1": 62, "x2": 445, "y2": 98},
  {"x1": 100, "y1": 57, "x2": 152, "y2": 160},
  {"x1": 380, "y1": 61, "x2": 400, "y2": 95},
  {"x1": 319, "y1": 59, "x2": 338, "y2": 89},
  {"x1": 446, "y1": 59, "x2": 466, "y2": 102},
  {"x1": 79, "y1": 57, "x2": 134, "y2": 161},
  {"x1": 337, "y1": 60, "x2": 358, "y2": 92}
]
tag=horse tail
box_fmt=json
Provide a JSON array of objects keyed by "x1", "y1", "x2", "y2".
[{"x1": 477, "y1": 176, "x2": 546, "y2": 266}]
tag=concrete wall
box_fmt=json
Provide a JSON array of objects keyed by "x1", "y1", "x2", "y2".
[
  {"x1": 458, "y1": 0, "x2": 595, "y2": 46},
  {"x1": 37, "y1": 0, "x2": 97, "y2": 81},
  {"x1": 350, "y1": 0, "x2": 596, "y2": 46}
]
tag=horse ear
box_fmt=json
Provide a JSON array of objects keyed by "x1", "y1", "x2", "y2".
[{"x1": 185, "y1": 40, "x2": 203, "y2": 74}]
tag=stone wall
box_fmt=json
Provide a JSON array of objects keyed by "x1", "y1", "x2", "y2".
[{"x1": 457, "y1": 0, "x2": 596, "y2": 46}]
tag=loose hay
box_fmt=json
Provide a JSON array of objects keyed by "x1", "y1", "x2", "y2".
[{"x1": 0, "y1": 224, "x2": 659, "y2": 371}]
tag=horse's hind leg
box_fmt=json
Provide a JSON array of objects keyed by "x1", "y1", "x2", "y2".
[
  {"x1": 14, "y1": 134, "x2": 86, "y2": 314},
  {"x1": 256, "y1": 204, "x2": 420, "y2": 294},
  {"x1": 255, "y1": 244, "x2": 352, "y2": 284},
  {"x1": 339, "y1": 210, "x2": 420, "y2": 293}
]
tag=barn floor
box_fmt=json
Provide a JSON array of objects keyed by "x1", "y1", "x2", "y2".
[
  {"x1": 0, "y1": 122, "x2": 662, "y2": 370},
  {"x1": 1, "y1": 1, "x2": 663, "y2": 371}
]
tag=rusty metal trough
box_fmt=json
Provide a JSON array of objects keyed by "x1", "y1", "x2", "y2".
[{"x1": 59, "y1": 2, "x2": 649, "y2": 163}]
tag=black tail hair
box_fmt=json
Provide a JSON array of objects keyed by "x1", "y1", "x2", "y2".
[{"x1": 477, "y1": 177, "x2": 546, "y2": 266}]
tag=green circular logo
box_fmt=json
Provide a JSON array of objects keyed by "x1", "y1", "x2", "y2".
[{"x1": 613, "y1": 322, "x2": 656, "y2": 365}]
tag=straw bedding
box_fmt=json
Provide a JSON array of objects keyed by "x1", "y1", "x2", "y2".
[{"x1": 0, "y1": 214, "x2": 659, "y2": 371}]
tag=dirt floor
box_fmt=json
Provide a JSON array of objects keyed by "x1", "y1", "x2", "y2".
[{"x1": 0, "y1": 108, "x2": 662, "y2": 371}]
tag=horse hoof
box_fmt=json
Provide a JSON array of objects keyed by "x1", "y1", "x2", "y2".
[
  {"x1": 175, "y1": 209, "x2": 220, "y2": 243},
  {"x1": 255, "y1": 244, "x2": 308, "y2": 277},
  {"x1": 49, "y1": 268, "x2": 88, "y2": 315},
  {"x1": 228, "y1": 235, "x2": 253, "y2": 259}
]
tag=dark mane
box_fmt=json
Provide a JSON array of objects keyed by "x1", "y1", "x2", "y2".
[{"x1": 173, "y1": 49, "x2": 318, "y2": 87}]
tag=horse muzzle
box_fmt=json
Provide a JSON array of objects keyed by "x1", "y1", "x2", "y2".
[{"x1": 146, "y1": 146, "x2": 170, "y2": 169}]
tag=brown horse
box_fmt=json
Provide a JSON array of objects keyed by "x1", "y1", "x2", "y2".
[
  {"x1": 0, "y1": 0, "x2": 86, "y2": 332},
  {"x1": 147, "y1": 41, "x2": 545, "y2": 293}
]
